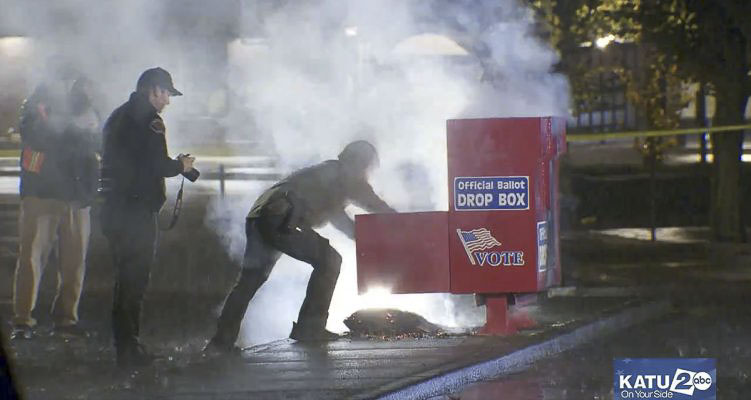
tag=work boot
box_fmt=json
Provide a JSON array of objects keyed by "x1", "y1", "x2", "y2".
[
  {"x1": 10, "y1": 324, "x2": 33, "y2": 340},
  {"x1": 289, "y1": 322, "x2": 341, "y2": 342},
  {"x1": 116, "y1": 343, "x2": 156, "y2": 368},
  {"x1": 202, "y1": 338, "x2": 243, "y2": 358}
]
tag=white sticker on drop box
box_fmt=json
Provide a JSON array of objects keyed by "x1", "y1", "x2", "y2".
[
  {"x1": 454, "y1": 176, "x2": 529, "y2": 211},
  {"x1": 537, "y1": 221, "x2": 548, "y2": 272}
]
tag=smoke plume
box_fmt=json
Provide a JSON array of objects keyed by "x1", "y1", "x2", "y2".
[
  {"x1": 0, "y1": 0, "x2": 569, "y2": 347},
  {"x1": 216, "y1": 0, "x2": 569, "y2": 345}
]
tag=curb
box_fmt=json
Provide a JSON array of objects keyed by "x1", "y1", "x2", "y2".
[
  {"x1": 375, "y1": 300, "x2": 671, "y2": 400},
  {"x1": 547, "y1": 285, "x2": 670, "y2": 298}
]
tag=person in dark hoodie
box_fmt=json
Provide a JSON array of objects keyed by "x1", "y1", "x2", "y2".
[
  {"x1": 11, "y1": 68, "x2": 98, "y2": 340},
  {"x1": 100, "y1": 67, "x2": 194, "y2": 367},
  {"x1": 205, "y1": 140, "x2": 395, "y2": 354}
]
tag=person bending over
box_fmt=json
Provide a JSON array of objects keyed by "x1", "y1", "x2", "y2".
[{"x1": 207, "y1": 140, "x2": 395, "y2": 353}]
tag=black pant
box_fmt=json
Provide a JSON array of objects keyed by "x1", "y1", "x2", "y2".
[
  {"x1": 211, "y1": 216, "x2": 342, "y2": 347},
  {"x1": 102, "y1": 204, "x2": 157, "y2": 352},
  {"x1": 0, "y1": 330, "x2": 19, "y2": 399}
]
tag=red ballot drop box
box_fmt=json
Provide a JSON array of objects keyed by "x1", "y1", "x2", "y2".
[{"x1": 355, "y1": 117, "x2": 566, "y2": 334}]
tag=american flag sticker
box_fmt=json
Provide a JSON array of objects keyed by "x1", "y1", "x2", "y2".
[{"x1": 456, "y1": 228, "x2": 501, "y2": 265}]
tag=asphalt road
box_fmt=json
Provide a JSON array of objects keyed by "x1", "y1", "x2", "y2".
[{"x1": 440, "y1": 287, "x2": 750, "y2": 400}]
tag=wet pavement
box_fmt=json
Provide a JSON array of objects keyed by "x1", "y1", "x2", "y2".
[
  {"x1": 3, "y1": 204, "x2": 750, "y2": 399},
  {"x1": 2, "y1": 160, "x2": 751, "y2": 398},
  {"x1": 433, "y1": 290, "x2": 751, "y2": 399},
  {"x1": 3, "y1": 294, "x2": 659, "y2": 399}
]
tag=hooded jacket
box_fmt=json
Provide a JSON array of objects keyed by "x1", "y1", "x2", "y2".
[
  {"x1": 248, "y1": 159, "x2": 394, "y2": 237},
  {"x1": 18, "y1": 84, "x2": 69, "y2": 200}
]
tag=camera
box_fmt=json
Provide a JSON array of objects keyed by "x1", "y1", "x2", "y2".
[{"x1": 177, "y1": 154, "x2": 200, "y2": 182}]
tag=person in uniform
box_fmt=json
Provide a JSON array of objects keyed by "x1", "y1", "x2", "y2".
[
  {"x1": 100, "y1": 67, "x2": 194, "y2": 367},
  {"x1": 206, "y1": 140, "x2": 395, "y2": 353}
]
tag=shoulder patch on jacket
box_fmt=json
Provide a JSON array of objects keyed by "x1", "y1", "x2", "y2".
[{"x1": 149, "y1": 118, "x2": 165, "y2": 134}]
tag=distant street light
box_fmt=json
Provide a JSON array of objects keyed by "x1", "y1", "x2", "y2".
[
  {"x1": 595, "y1": 34, "x2": 615, "y2": 49},
  {"x1": 0, "y1": 36, "x2": 32, "y2": 58}
]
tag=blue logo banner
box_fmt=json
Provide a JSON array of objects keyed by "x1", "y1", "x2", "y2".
[
  {"x1": 454, "y1": 176, "x2": 529, "y2": 211},
  {"x1": 614, "y1": 358, "x2": 716, "y2": 400}
]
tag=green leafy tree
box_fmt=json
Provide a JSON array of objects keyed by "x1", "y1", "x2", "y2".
[
  {"x1": 533, "y1": 0, "x2": 750, "y2": 242},
  {"x1": 635, "y1": 1, "x2": 750, "y2": 242}
]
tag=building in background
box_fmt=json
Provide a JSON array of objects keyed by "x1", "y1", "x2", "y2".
[{"x1": 0, "y1": 35, "x2": 32, "y2": 149}]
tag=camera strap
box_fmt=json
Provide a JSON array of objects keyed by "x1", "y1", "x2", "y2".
[{"x1": 160, "y1": 176, "x2": 185, "y2": 231}]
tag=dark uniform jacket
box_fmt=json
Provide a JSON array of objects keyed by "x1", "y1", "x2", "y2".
[
  {"x1": 247, "y1": 160, "x2": 395, "y2": 238},
  {"x1": 101, "y1": 92, "x2": 183, "y2": 212},
  {"x1": 18, "y1": 85, "x2": 68, "y2": 199}
]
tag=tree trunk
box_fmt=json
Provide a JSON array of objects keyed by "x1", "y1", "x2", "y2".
[{"x1": 709, "y1": 90, "x2": 746, "y2": 242}]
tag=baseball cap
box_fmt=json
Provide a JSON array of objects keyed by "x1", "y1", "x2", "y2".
[{"x1": 136, "y1": 67, "x2": 183, "y2": 96}]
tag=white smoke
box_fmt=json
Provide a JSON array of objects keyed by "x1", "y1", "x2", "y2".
[
  {"x1": 215, "y1": 0, "x2": 570, "y2": 346},
  {"x1": 0, "y1": 0, "x2": 570, "y2": 347},
  {"x1": 0, "y1": 0, "x2": 233, "y2": 130}
]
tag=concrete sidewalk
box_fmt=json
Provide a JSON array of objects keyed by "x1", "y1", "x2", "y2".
[{"x1": 5, "y1": 296, "x2": 669, "y2": 400}]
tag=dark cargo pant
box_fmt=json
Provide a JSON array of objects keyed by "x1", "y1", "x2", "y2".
[
  {"x1": 101, "y1": 204, "x2": 157, "y2": 354},
  {"x1": 211, "y1": 215, "x2": 342, "y2": 347}
]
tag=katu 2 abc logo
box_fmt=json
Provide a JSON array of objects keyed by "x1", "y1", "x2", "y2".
[{"x1": 614, "y1": 358, "x2": 716, "y2": 399}]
